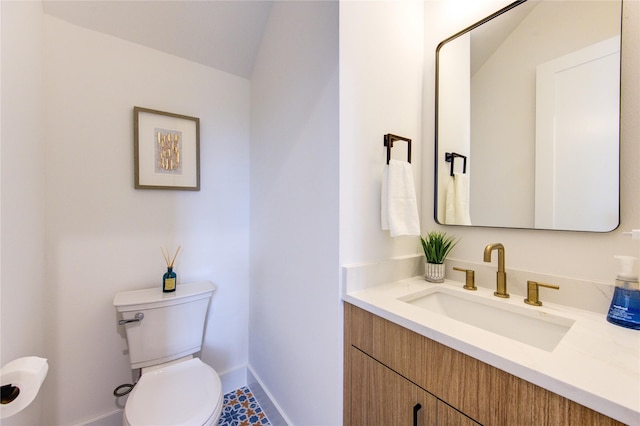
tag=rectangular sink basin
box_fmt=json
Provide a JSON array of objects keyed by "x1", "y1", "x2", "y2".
[{"x1": 399, "y1": 287, "x2": 575, "y2": 351}]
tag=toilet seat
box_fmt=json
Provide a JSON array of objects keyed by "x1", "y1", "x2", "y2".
[{"x1": 124, "y1": 358, "x2": 223, "y2": 426}]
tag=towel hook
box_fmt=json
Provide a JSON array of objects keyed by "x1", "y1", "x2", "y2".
[
  {"x1": 445, "y1": 152, "x2": 467, "y2": 176},
  {"x1": 384, "y1": 134, "x2": 412, "y2": 165}
]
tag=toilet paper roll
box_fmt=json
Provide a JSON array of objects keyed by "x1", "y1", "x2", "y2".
[{"x1": 0, "y1": 357, "x2": 48, "y2": 419}]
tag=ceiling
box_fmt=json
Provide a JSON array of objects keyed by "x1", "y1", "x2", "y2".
[{"x1": 42, "y1": 1, "x2": 274, "y2": 79}]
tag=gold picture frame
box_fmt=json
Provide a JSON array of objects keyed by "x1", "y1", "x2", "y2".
[{"x1": 134, "y1": 106, "x2": 200, "y2": 190}]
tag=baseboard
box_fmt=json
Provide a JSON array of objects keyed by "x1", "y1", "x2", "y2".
[
  {"x1": 218, "y1": 364, "x2": 248, "y2": 394},
  {"x1": 247, "y1": 366, "x2": 292, "y2": 426},
  {"x1": 76, "y1": 409, "x2": 122, "y2": 426}
]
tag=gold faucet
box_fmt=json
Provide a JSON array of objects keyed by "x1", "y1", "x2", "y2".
[{"x1": 483, "y1": 243, "x2": 509, "y2": 298}]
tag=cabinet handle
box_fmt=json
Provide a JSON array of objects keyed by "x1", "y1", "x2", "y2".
[{"x1": 413, "y1": 403, "x2": 422, "y2": 426}]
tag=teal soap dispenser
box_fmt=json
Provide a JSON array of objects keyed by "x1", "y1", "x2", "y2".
[{"x1": 606, "y1": 255, "x2": 640, "y2": 330}]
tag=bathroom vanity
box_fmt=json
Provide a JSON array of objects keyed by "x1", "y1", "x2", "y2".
[
  {"x1": 342, "y1": 257, "x2": 639, "y2": 425},
  {"x1": 345, "y1": 303, "x2": 624, "y2": 425}
]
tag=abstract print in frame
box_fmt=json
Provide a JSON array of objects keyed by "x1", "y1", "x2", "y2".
[{"x1": 134, "y1": 106, "x2": 200, "y2": 190}]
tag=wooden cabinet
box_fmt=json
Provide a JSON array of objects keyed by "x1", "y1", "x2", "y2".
[
  {"x1": 350, "y1": 346, "x2": 477, "y2": 426},
  {"x1": 437, "y1": 401, "x2": 481, "y2": 426},
  {"x1": 350, "y1": 347, "x2": 437, "y2": 425},
  {"x1": 344, "y1": 302, "x2": 624, "y2": 426}
]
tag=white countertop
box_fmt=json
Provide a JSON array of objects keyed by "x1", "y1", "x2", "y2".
[{"x1": 343, "y1": 276, "x2": 640, "y2": 425}]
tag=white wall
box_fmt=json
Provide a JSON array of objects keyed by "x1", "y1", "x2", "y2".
[
  {"x1": 1, "y1": 11, "x2": 251, "y2": 424},
  {"x1": 0, "y1": 2, "x2": 47, "y2": 424},
  {"x1": 340, "y1": 0, "x2": 425, "y2": 264},
  {"x1": 423, "y1": 0, "x2": 639, "y2": 284},
  {"x1": 249, "y1": 2, "x2": 340, "y2": 424}
]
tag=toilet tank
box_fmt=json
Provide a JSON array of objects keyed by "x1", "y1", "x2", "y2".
[{"x1": 113, "y1": 281, "x2": 215, "y2": 369}]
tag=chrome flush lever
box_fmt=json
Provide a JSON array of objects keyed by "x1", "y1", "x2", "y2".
[{"x1": 118, "y1": 312, "x2": 144, "y2": 325}]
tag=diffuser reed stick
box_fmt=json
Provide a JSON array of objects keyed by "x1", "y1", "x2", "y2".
[{"x1": 161, "y1": 245, "x2": 181, "y2": 268}]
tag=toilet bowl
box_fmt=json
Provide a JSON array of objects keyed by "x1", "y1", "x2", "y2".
[{"x1": 123, "y1": 358, "x2": 223, "y2": 426}]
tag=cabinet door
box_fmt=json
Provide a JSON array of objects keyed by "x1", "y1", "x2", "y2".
[
  {"x1": 438, "y1": 400, "x2": 482, "y2": 426},
  {"x1": 350, "y1": 347, "x2": 437, "y2": 426}
]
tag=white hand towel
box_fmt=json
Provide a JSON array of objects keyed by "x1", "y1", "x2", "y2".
[
  {"x1": 381, "y1": 159, "x2": 421, "y2": 237},
  {"x1": 445, "y1": 173, "x2": 471, "y2": 225},
  {"x1": 445, "y1": 177, "x2": 456, "y2": 224},
  {"x1": 381, "y1": 167, "x2": 390, "y2": 231}
]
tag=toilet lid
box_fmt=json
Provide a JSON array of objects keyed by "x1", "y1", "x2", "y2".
[{"x1": 125, "y1": 358, "x2": 222, "y2": 426}]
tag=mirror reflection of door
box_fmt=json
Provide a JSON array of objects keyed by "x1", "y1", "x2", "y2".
[{"x1": 535, "y1": 37, "x2": 620, "y2": 231}]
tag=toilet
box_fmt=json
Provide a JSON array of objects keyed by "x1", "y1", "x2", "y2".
[{"x1": 113, "y1": 281, "x2": 223, "y2": 426}]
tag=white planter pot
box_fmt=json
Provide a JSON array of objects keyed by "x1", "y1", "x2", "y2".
[{"x1": 425, "y1": 262, "x2": 445, "y2": 283}]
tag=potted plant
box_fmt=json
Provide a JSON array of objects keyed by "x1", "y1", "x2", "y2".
[{"x1": 421, "y1": 231, "x2": 458, "y2": 282}]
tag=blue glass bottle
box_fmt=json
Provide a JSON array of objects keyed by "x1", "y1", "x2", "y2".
[{"x1": 163, "y1": 267, "x2": 177, "y2": 293}]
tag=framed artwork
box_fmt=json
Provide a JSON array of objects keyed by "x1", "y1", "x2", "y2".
[{"x1": 134, "y1": 106, "x2": 200, "y2": 190}]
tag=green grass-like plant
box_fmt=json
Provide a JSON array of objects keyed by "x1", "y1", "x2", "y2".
[{"x1": 421, "y1": 231, "x2": 458, "y2": 264}]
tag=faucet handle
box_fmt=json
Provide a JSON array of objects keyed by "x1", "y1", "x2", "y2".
[
  {"x1": 525, "y1": 280, "x2": 559, "y2": 306},
  {"x1": 453, "y1": 267, "x2": 477, "y2": 291}
]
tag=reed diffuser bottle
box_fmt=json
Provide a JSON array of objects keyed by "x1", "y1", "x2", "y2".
[{"x1": 161, "y1": 246, "x2": 181, "y2": 293}]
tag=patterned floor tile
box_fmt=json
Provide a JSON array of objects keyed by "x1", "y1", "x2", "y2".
[{"x1": 218, "y1": 386, "x2": 271, "y2": 426}]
